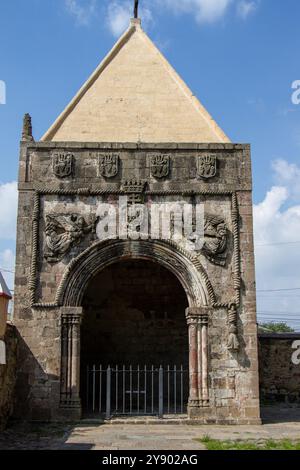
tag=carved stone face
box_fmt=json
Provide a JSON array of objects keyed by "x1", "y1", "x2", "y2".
[{"x1": 216, "y1": 223, "x2": 227, "y2": 238}]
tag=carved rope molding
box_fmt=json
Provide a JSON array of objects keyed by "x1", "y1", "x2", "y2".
[{"x1": 29, "y1": 189, "x2": 242, "y2": 318}]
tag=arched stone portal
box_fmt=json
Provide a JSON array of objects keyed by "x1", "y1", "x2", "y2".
[
  {"x1": 81, "y1": 259, "x2": 189, "y2": 367},
  {"x1": 59, "y1": 240, "x2": 211, "y2": 418},
  {"x1": 80, "y1": 259, "x2": 189, "y2": 415}
]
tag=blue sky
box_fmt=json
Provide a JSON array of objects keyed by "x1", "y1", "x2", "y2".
[{"x1": 0, "y1": 0, "x2": 300, "y2": 328}]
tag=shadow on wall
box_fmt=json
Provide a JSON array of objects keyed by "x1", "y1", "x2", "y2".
[
  {"x1": 0, "y1": 325, "x2": 18, "y2": 430},
  {"x1": 13, "y1": 331, "x2": 60, "y2": 422}
]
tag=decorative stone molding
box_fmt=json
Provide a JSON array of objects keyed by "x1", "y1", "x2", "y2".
[
  {"x1": 99, "y1": 153, "x2": 119, "y2": 178},
  {"x1": 52, "y1": 152, "x2": 74, "y2": 178},
  {"x1": 186, "y1": 307, "x2": 210, "y2": 408},
  {"x1": 122, "y1": 179, "x2": 146, "y2": 204},
  {"x1": 150, "y1": 154, "x2": 170, "y2": 179},
  {"x1": 44, "y1": 213, "x2": 96, "y2": 263},
  {"x1": 60, "y1": 307, "x2": 83, "y2": 410},
  {"x1": 29, "y1": 189, "x2": 241, "y2": 314},
  {"x1": 231, "y1": 192, "x2": 241, "y2": 306},
  {"x1": 197, "y1": 154, "x2": 217, "y2": 179},
  {"x1": 227, "y1": 303, "x2": 239, "y2": 351},
  {"x1": 58, "y1": 239, "x2": 212, "y2": 308}
]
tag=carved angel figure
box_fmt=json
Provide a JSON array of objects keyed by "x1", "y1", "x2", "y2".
[{"x1": 44, "y1": 213, "x2": 95, "y2": 263}]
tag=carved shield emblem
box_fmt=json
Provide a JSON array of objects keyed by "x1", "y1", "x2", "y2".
[
  {"x1": 197, "y1": 155, "x2": 217, "y2": 179},
  {"x1": 52, "y1": 153, "x2": 74, "y2": 178},
  {"x1": 150, "y1": 154, "x2": 170, "y2": 178},
  {"x1": 99, "y1": 154, "x2": 119, "y2": 178}
]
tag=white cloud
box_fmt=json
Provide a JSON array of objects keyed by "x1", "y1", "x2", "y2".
[
  {"x1": 0, "y1": 181, "x2": 18, "y2": 240},
  {"x1": 163, "y1": 0, "x2": 232, "y2": 24},
  {"x1": 272, "y1": 158, "x2": 300, "y2": 200},
  {"x1": 236, "y1": 1, "x2": 258, "y2": 20},
  {"x1": 253, "y1": 160, "x2": 300, "y2": 330},
  {"x1": 65, "y1": 0, "x2": 97, "y2": 26},
  {"x1": 106, "y1": 1, "x2": 153, "y2": 37},
  {"x1": 0, "y1": 249, "x2": 15, "y2": 292},
  {"x1": 64, "y1": 0, "x2": 259, "y2": 34}
]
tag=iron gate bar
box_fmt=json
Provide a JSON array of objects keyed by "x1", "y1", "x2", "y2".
[
  {"x1": 92, "y1": 364, "x2": 96, "y2": 412},
  {"x1": 106, "y1": 366, "x2": 111, "y2": 419},
  {"x1": 158, "y1": 365, "x2": 163, "y2": 418},
  {"x1": 99, "y1": 364, "x2": 102, "y2": 413},
  {"x1": 174, "y1": 365, "x2": 176, "y2": 414},
  {"x1": 181, "y1": 365, "x2": 183, "y2": 413},
  {"x1": 85, "y1": 364, "x2": 188, "y2": 419},
  {"x1": 151, "y1": 365, "x2": 154, "y2": 414},
  {"x1": 144, "y1": 365, "x2": 147, "y2": 414}
]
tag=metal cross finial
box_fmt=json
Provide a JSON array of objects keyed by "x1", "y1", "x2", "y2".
[{"x1": 134, "y1": 0, "x2": 139, "y2": 19}]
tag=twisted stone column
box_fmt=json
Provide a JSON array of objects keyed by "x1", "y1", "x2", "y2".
[
  {"x1": 60, "y1": 307, "x2": 83, "y2": 413},
  {"x1": 186, "y1": 307, "x2": 210, "y2": 410}
]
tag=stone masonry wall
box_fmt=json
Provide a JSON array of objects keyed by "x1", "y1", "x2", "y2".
[
  {"x1": 0, "y1": 325, "x2": 17, "y2": 430},
  {"x1": 259, "y1": 334, "x2": 300, "y2": 404},
  {"x1": 13, "y1": 142, "x2": 260, "y2": 423}
]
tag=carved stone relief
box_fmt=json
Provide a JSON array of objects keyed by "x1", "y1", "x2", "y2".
[
  {"x1": 52, "y1": 153, "x2": 74, "y2": 178},
  {"x1": 99, "y1": 153, "x2": 119, "y2": 178},
  {"x1": 197, "y1": 154, "x2": 217, "y2": 179},
  {"x1": 122, "y1": 179, "x2": 146, "y2": 204},
  {"x1": 189, "y1": 214, "x2": 228, "y2": 266},
  {"x1": 227, "y1": 303, "x2": 239, "y2": 351},
  {"x1": 44, "y1": 213, "x2": 96, "y2": 263},
  {"x1": 150, "y1": 154, "x2": 170, "y2": 178}
]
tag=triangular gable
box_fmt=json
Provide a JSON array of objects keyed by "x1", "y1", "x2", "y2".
[{"x1": 42, "y1": 19, "x2": 230, "y2": 143}]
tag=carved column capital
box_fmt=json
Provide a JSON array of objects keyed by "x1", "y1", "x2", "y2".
[
  {"x1": 185, "y1": 307, "x2": 210, "y2": 325},
  {"x1": 61, "y1": 307, "x2": 83, "y2": 326}
]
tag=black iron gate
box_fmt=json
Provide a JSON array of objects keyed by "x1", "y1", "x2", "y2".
[{"x1": 83, "y1": 365, "x2": 188, "y2": 418}]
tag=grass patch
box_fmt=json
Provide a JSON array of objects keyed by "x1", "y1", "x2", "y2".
[{"x1": 199, "y1": 435, "x2": 300, "y2": 450}]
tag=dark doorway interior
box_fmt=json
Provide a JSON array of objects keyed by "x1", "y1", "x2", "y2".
[{"x1": 80, "y1": 259, "x2": 189, "y2": 415}]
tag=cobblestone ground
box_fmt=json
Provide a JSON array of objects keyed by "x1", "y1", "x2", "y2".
[{"x1": 0, "y1": 408, "x2": 300, "y2": 450}]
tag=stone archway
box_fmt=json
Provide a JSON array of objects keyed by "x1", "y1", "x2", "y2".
[
  {"x1": 80, "y1": 259, "x2": 190, "y2": 416},
  {"x1": 58, "y1": 239, "x2": 212, "y2": 418}
]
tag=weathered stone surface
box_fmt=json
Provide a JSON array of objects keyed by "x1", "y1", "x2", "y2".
[
  {"x1": 13, "y1": 141, "x2": 260, "y2": 424},
  {"x1": 0, "y1": 325, "x2": 17, "y2": 430},
  {"x1": 259, "y1": 334, "x2": 300, "y2": 404}
]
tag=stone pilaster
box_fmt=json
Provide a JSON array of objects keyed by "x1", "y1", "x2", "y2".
[
  {"x1": 60, "y1": 307, "x2": 83, "y2": 418},
  {"x1": 186, "y1": 307, "x2": 210, "y2": 413}
]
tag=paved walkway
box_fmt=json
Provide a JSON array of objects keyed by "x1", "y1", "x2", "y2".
[{"x1": 1, "y1": 408, "x2": 300, "y2": 450}]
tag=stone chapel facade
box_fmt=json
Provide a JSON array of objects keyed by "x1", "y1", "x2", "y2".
[{"x1": 13, "y1": 19, "x2": 261, "y2": 424}]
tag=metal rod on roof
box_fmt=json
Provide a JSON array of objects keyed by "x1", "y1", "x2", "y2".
[{"x1": 134, "y1": 0, "x2": 139, "y2": 19}]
